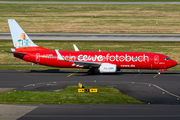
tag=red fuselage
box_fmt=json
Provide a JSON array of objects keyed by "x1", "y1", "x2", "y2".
[{"x1": 14, "y1": 48, "x2": 177, "y2": 70}]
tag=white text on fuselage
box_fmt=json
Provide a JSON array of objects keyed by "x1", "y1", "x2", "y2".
[{"x1": 77, "y1": 54, "x2": 149, "y2": 62}]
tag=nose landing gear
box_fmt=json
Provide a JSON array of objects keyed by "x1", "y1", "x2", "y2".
[{"x1": 158, "y1": 69, "x2": 167, "y2": 74}]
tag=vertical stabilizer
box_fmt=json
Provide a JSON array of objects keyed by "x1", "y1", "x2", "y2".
[{"x1": 8, "y1": 19, "x2": 38, "y2": 49}]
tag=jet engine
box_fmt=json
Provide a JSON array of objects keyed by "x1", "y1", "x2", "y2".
[{"x1": 98, "y1": 63, "x2": 117, "y2": 73}]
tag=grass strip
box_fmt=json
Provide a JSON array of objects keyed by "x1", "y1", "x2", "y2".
[
  {"x1": 1, "y1": 4, "x2": 180, "y2": 34},
  {"x1": 1, "y1": 0, "x2": 180, "y2": 2},
  {"x1": 0, "y1": 86, "x2": 144, "y2": 104}
]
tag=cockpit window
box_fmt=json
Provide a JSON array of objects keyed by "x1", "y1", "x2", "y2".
[{"x1": 163, "y1": 57, "x2": 171, "y2": 60}]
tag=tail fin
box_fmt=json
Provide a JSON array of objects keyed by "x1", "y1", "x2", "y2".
[{"x1": 8, "y1": 19, "x2": 38, "y2": 49}]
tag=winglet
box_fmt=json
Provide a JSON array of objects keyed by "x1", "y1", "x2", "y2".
[
  {"x1": 73, "y1": 44, "x2": 79, "y2": 51},
  {"x1": 55, "y1": 49, "x2": 65, "y2": 61}
]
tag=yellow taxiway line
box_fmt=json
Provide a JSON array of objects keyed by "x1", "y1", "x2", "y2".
[
  {"x1": 67, "y1": 70, "x2": 79, "y2": 77},
  {"x1": 153, "y1": 74, "x2": 159, "y2": 78}
]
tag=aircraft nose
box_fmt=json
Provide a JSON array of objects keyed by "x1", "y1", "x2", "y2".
[{"x1": 170, "y1": 60, "x2": 178, "y2": 67}]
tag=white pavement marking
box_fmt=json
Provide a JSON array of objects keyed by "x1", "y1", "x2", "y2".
[
  {"x1": 23, "y1": 82, "x2": 49, "y2": 87},
  {"x1": 0, "y1": 104, "x2": 37, "y2": 120},
  {"x1": 47, "y1": 84, "x2": 57, "y2": 86},
  {"x1": 133, "y1": 82, "x2": 180, "y2": 99},
  {"x1": 23, "y1": 84, "x2": 34, "y2": 87},
  {"x1": 134, "y1": 72, "x2": 142, "y2": 77}
]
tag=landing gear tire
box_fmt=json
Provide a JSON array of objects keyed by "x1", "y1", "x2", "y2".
[{"x1": 88, "y1": 69, "x2": 95, "y2": 75}]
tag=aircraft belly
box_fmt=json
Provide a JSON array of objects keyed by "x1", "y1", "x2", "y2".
[
  {"x1": 151, "y1": 64, "x2": 166, "y2": 69},
  {"x1": 55, "y1": 61, "x2": 75, "y2": 68},
  {"x1": 14, "y1": 53, "x2": 26, "y2": 60}
]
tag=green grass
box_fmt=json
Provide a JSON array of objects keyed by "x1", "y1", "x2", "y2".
[
  {"x1": 2, "y1": 0, "x2": 180, "y2": 2},
  {"x1": 0, "y1": 86, "x2": 144, "y2": 104},
  {"x1": 1, "y1": 4, "x2": 180, "y2": 34}
]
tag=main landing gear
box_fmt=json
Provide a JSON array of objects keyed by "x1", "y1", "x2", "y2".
[{"x1": 87, "y1": 69, "x2": 96, "y2": 75}]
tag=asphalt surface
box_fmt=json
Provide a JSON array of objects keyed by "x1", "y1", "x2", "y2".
[
  {"x1": 1, "y1": 33, "x2": 180, "y2": 41},
  {"x1": 1, "y1": 1, "x2": 180, "y2": 4},
  {"x1": 0, "y1": 69, "x2": 180, "y2": 120},
  {"x1": 18, "y1": 104, "x2": 180, "y2": 120},
  {"x1": 1, "y1": 1, "x2": 180, "y2": 119}
]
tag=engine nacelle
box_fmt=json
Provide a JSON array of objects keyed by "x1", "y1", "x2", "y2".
[{"x1": 99, "y1": 63, "x2": 117, "y2": 73}]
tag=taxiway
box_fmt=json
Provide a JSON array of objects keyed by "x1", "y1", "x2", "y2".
[
  {"x1": 1, "y1": 33, "x2": 180, "y2": 41},
  {"x1": 0, "y1": 69, "x2": 180, "y2": 120}
]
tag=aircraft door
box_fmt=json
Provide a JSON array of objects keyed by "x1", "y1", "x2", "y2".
[{"x1": 154, "y1": 55, "x2": 159, "y2": 64}]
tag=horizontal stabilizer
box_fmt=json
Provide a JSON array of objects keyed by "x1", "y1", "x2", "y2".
[{"x1": 3, "y1": 50, "x2": 26, "y2": 55}]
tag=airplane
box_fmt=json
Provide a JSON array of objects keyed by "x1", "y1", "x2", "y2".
[{"x1": 4, "y1": 19, "x2": 178, "y2": 75}]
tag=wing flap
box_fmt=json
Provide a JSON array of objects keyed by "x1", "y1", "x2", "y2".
[{"x1": 70, "y1": 60, "x2": 101, "y2": 68}]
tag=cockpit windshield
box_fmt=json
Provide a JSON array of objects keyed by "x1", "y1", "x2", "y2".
[{"x1": 163, "y1": 57, "x2": 171, "y2": 60}]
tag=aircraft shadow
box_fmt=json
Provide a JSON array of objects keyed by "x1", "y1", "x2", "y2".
[
  {"x1": 28, "y1": 69, "x2": 180, "y2": 75},
  {"x1": 29, "y1": 69, "x2": 85, "y2": 74},
  {"x1": 78, "y1": 71, "x2": 180, "y2": 76}
]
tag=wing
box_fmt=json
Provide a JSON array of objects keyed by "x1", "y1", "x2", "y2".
[{"x1": 55, "y1": 50, "x2": 101, "y2": 68}]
